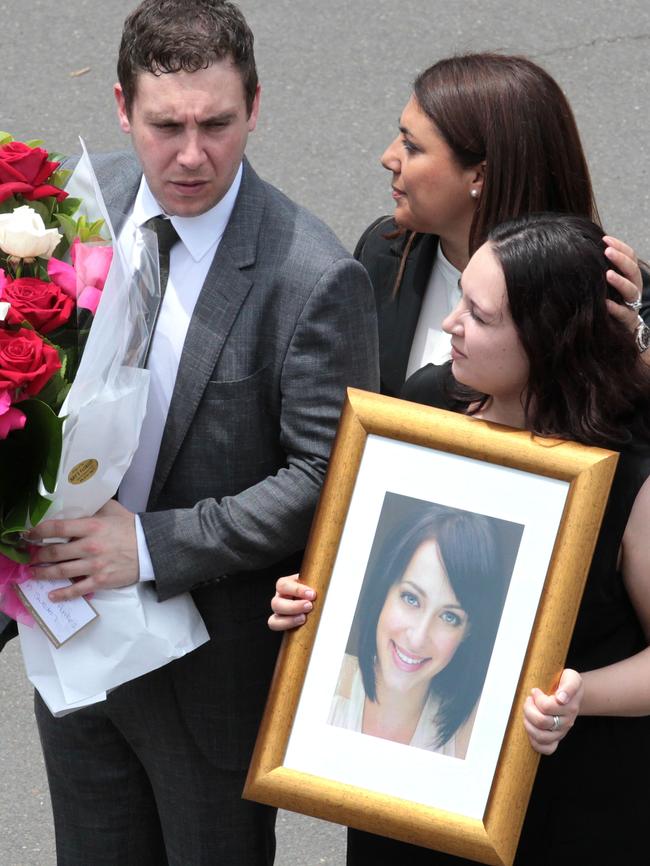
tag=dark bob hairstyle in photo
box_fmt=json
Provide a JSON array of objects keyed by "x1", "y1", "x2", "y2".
[{"x1": 356, "y1": 503, "x2": 510, "y2": 749}]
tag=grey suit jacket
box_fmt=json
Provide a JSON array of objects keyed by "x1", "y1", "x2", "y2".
[{"x1": 93, "y1": 151, "x2": 379, "y2": 768}]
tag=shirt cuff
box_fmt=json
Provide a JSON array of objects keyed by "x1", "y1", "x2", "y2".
[{"x1": 135, "y1": 514, "x2": 155, "y2": 582}]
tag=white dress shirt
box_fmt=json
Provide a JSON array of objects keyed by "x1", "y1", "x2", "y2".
[
  {"x1": 405, "y1": 245, "x2": 461, "y2": 378},
  {"x1": 118, "y1": 164, "x2": 243, "y2": 579}
]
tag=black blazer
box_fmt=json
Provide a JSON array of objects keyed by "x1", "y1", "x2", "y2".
[
  {"x1": 355, "y1": 217, "x2": 439, "y2": 397},
  {"x1": 355, "y1": 216, "x2": 650, "y2": 399}
]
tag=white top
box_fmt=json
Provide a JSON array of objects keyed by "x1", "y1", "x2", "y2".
[
  {"x1": 118, "y1": 163, "x2": 243, "y2": 579},
  {"x1": 405, "y1": 245, "x2": 461, "y2": 378},
  {"x1": 327, "y1": 654, "x2": 457, "y2": 755}
]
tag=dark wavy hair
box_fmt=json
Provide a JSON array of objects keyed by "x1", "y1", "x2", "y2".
[
  {"x1": 117, "y1": 0, "x2": 257, "y2": 115},
  {"x1": 463, "y1": 214, "x2": 650, "y2": 447},
  {"x1": 390, "y1": 53, "x2": 598, "y2": 292},
  {"x1": 356, "y1": 504, "x2": 509, "y2": 749}
]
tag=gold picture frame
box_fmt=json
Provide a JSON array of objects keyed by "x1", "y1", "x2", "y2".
[{"x1": 244, "y1": 388, "x2": 618, "y2": 866}]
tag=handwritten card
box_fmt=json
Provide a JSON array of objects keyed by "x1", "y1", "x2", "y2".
[{"x1": 17, "y1": 578, "x2": 98, "y2": 648}]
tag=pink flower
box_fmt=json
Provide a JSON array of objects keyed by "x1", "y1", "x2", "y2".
[
  {"x1": 72, "y1": 239, "x2": 112, "y2": 314},
  {"x1": 0, "y1": 553, "x2": 33, "y2": 625},
  {"x1": 0, "y1": 389, "x2": 26, "y2": 439},
  {"x1": 48, "y1": 239, "x2": 112, "y2": 315},
  {"x1": 47, "y1": 256, "x2": 76, "y2": 297}
]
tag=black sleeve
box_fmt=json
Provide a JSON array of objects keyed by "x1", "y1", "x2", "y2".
[
  {"x1": 353, "y1": 216, "x2": 394, "y2": 262},
  {"x1": 0, "y1": 615, "x2": 18, "y2": 652},
  {"x1": 400, "y1": 361, "x2": 469, "y2": 413}
]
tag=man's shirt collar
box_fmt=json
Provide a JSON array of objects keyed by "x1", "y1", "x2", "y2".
[{"x1": 131, "y1": 162, "x2": 243, "y2": 262}]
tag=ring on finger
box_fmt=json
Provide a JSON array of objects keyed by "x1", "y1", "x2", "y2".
[
  {"x1": 625, "y1": 296, "x2": 642, "y2": 312},
  {"x1": 550, "y1": 714, "x2": 561, "y2": 732}
]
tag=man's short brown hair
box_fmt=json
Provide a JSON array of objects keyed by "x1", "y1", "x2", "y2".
[{"x1": 117, "y1": 0, "x2": 258, "y2": 115}]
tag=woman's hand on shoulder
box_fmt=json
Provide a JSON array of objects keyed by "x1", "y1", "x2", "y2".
[
  {"x1": 268, "y1": 574, "x2": 316, "y2": 631},
  {"x1": 604, "y1": 236, "x2": 644, "y2": 314},
  {"x1": 603, "y1": 237, "x2": 650, "y2": 364},
  {"x1": 604, "y1": 235, "x2": 642, "y2": 307},
  {"x1": 523, "y1": 668, "x2": 583, "y2": 755}
]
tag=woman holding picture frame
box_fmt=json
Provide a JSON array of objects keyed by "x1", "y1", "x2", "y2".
[{"x1": 271, "y1": 213, "x2": 650, "y2": 865}]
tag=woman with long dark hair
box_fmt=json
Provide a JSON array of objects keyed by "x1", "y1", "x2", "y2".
[
  {"x1": 356, "y1": 53, "x2": 649, "y2": 397},
  {"x1": 271, "y1": 214, "x2": 650, "y2": 864}
]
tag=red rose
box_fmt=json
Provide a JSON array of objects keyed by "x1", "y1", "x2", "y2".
[
  {"x1": 0, "y1": 142, "x2": 67, "y2": 205},
  {"x1": 0, "y1": 328, "x2": 61, "y2": 397},
  {"x1": 1, "y1": 275, "x2": 75, "y2": 334}
]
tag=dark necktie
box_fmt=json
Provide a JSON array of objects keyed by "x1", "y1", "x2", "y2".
[
  {"x1": 143, "y1": 215, "x2": 180, "y2": 295},
  {"x1": 142, "y1": 215, "x2": 180, "y2": 364}
]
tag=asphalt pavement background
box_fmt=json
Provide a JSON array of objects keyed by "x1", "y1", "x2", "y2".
[{"x1": 1, "y1": 1, "x2": 649, "y2": 864}]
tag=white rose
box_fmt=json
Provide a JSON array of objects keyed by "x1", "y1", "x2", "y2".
[{"x1": 0, "y1": 205, "x2": 62, "y2": 260}]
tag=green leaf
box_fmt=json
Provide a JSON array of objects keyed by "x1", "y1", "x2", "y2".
[
  {"x1": 53, "y1": 211, "x2": 79, "y2": 244},
  {"x1": 29, "y1": 492, "x2": 53, "y2": 526},
  {"x1": 0, "y1": 540, "x2": 29, "y2": 564},
  {"x1": 0, "y1": 401, "x2": 64, "y2": 535},
  {"x1": 24, "y1": 139, "x2": 44, "y2": 149},
  {"x1": 20, "y1": 400, "x2": 64, "y2": 493},
  {"x1": 0, "y1": 194, "x2": 20, "y2": 215},
  {"x1": 39, "y1": 195, "x2": 56, "y2": 213},
  {"x1": 88, "y1": 218, "x2": 108, "y2": 241},
  {"x1": 56, "y1": 195, "x2": 81, "y2": 217},
  {"x1": 3, "y1": 499, "x2": 29, "y2": 535},
  {"x1": 54, "y1": 237, "x2": 70, "y2": 260},
  {"x1": 1, "y1": 494, "x2": 31, "y2": 555},
  {"x1": 53, "y1": 168, "x2": 72, "y2": 185},
  {"x1": 0, "y1": 132, "x2": 14, "y2": 146},
  {"x1": 34, "y1": 366, "x2": 70, "y2": 413},
  {"x1": 25, "y1": 198, "x2": 51, "y2": 224}
]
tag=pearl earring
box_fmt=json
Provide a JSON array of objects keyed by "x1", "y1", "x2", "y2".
[{"x1": 470, "y1": 189, "x2": 480, "y2": 199}]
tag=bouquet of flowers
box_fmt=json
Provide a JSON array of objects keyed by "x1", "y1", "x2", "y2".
[
  {"x1": 0, "y1": 135, "x2": 208, "y2": 714},
  {"x1": 0, "y1": 133, "x2": 112, "y2": 621}
]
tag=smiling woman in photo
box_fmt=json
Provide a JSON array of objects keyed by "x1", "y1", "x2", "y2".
[{"x1": 327, "y1": 503, "x2": 511, "y2": 758}]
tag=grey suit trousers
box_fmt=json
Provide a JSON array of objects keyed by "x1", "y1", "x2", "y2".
[{"x1": 35, "y1": 664, "x2": 276, "y2": 866}]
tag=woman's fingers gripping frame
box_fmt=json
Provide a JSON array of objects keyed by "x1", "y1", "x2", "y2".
[
  {"x1": 268, "y1": 574, "x2": 317, "y2": 632},
  {"x1": 522, "y1": 668, "x2": 583, "y2": 756}
]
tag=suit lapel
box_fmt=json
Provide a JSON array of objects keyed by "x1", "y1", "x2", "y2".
[
  {"x1": 379, "y1": 232, "x2": 439, "y2": 396},
  {"x1": 147, "y1": 160, "x2": 265, "y2": 507},
  {"x1": 93, "y1": 151, "x2": 142, "y2": 218}
]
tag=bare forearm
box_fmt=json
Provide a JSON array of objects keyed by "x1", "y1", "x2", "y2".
[{"x1": 580, "y1": 646, "x2": 650, "y2": 717}]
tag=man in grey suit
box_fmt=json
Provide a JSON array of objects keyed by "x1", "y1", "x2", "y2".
[{"x1": 27, "y1": 1, "x2": 379, "y2": 863}]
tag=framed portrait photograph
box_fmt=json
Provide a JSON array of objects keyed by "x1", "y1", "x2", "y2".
[{"x1": 244, "y1": 389, "x2": 618, "y2": 866}]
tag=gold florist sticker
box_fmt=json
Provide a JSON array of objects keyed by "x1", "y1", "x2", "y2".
[{"x1": 68, "y1": 459, "x2": 99, "y2": 485}]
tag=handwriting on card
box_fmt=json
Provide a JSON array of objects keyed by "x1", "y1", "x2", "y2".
[{"x1": 17, "y1": 578, "x2": 98, "y2": 648}]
